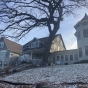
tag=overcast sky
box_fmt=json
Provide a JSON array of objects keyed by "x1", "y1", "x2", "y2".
[{"x1": 18, "y1": 8, "x2": 88, "y2": 50}]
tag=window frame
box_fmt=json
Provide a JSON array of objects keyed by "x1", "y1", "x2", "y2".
[
  {"x1": 31, "y1": 41, "x2": 39, "y2": 48},
  {"x1": 77, "y1": 31, "x2": 81, "y2": 40},
  {"x1": 0, "y1": 61, "x2": 2, "y2": 67},
  {"x1": 4, "y1": 61, "x2": 7, "y2": 66},
  {"x1": 83, "y1": 29, "x2": 88, "y2": 38},
  {"x1": 0, "y1": 42, "x2": 4, "y2": 48},
  {"x1": 79, "y1": 47, "x2": 82, "y2": 57},
  {"x1": 70, "y1": 55, "x2": 73, "y2": 61},
  {"x1": 61, "y1": 55, "x2": 64, "y2": 61},
  {"x1": 65, "y1": 55, "x2": 68, "y2": 61},
  {"x1": 57, "y1": 56, "x2": 60, "y2": 61},
  {"x1": 74, "y1": 54, "x2": 78, "y2": 60},
  {"x1": 36, "y1": 41, "x2": 39, "y2": 47},
  {"x1": 85, "y1": 46, "x2": 88, "y2": 56}
]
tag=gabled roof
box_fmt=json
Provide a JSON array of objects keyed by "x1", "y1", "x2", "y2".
[
  {"x1": 38, "y1": 34, "x2": 59, "y2": 44},
  {"x1": 3, "y1": 37, "x2": 22, "y2": 54},
  {"x1": 23, "y1": 34, "x2": 66, "y2": 50},
  {"x1": 24, "y1": 34, "x2": 60, "y2": 47},
  {"x1": 74, "y1": 13, "x2": 88, "y2": 28}
]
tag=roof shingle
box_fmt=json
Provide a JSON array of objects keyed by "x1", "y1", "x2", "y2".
[{"x1": 3, "y1": 38, "x2": 22, "y2": 54}]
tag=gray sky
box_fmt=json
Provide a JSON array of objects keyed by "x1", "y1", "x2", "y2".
[{"x1": 19, "y1": 8, "x2": 88, "y2": 50}]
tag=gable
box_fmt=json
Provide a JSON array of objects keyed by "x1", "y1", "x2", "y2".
[
  {"x1": 53, "y1": 34, "x2": 66, "y2": 49},
  {"x1": 23, "y1": 38, "x2": 41, "y2": 51},
  {"x1": 50, "y1": 34, "x2": 66, "y2": 52},
  {"x1": 23, "y1": 34, "x2": 66, "y2": 52},
  {"x1": 30, "y1": 38, "x2": 40, "y2": 48},
  {"x1": 3, "y1": 38, "x2": 22, "y2": 54}
]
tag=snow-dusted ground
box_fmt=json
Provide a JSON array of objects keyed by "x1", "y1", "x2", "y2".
[{"x1": 3, "y1": 64, "x2": 88, "y2": 88}]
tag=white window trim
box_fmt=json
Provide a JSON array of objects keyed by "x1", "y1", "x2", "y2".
[
  {"x1": 0, "y1": 42, "x2": 4, "y2": 48},
  {"x1": 31, "y1": 41, "x2": 39, "y2": 48}
]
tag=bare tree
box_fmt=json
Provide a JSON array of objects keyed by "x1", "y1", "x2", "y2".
[{"x1": 0, "y1": 0, "x2": 88, "y2": 63}]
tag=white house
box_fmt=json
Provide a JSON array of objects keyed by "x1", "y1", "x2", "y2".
[
  {"x1": 1, "y1": 13, "x2": 88, "y2": 67},
  {"x1": 0, "y1": 37, "x2": 22, "y2": 69},
  {"x1": 23, "y1": 13, "x2": 88, "y2": 65},
  {"x1": 74, "y1": 13, "x2": 88, "y2": 61}
]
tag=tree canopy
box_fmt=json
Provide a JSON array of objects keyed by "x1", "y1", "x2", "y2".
[{"x1": 0, "y1": 0, "x2": 88, "y2": 39}]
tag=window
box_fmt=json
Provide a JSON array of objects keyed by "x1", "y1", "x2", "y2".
[
  {"x1": 6, "y1": 52, "x2": 9, "y2": 58},
  {"x1": 0, "y1": 42, "x2": 4, "y2": 48},
  {"x1": 11, "y1": 62, "x2": 14, "y2": 66},
  {"x1": 36, "y1": 42, "x2": 39, "y2": 47},
  {"x1": 31, "y1": 41, "x2": 39, "y2": 48},
  {"x1": 83, "y1": 29, "x2": 88, "y2": 38},
  {"x1": 77, "y1": 31, "x2": 81, "y2": 40},
  {"x1": 4, "y1": 61, "x2": 7, "y2": 66},
  {"x1": 85, "y1": 46, "x2": 88, "y2": 56},
  {"x1": 31, "y1": 42, "x2": 35, "y2": 48},
  {"x1": 65, "y1": 55, "x2": 68, "y2": 61},
  {"x1": 70, "y1": 55, "x2": 73, "y2": 60},
  {"x1": 74, "y1": 54, "x2": 78, "y2": 60},
  {"x1": 61, "y1": 55, "x2": 64, "y2": 61},
  {"x1": 1, "y1": 51, "x2": 5, "y2": 54},
  {"x1": 57, "y1": 56, "x2": 60, "y2": 61},
  {"x1": 0, "y1": 61, "x2": 2, "y2": 67},
  {"x1": 79, "y1": 48, "x2": 82, "y2": 57}
]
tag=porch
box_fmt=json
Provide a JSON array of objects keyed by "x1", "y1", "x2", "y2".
[
  {"x1": 23, "y1": 48, "x2": 55, "y2": 65},
  {"x1": 23, "y1": 48, "x2": 44, "y2": 64}
]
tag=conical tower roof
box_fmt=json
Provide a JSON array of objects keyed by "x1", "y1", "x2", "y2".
[
  {"x1": 80, "y1": 13, "x2": 88, "y2": 22},
  {"x1": 74, "y1": 13, "x2": 88, "y2": 29}
]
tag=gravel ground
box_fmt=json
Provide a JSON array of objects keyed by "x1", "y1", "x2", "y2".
[{"x1": 1, "y1": 64, "x2": 88, "y2": 88}]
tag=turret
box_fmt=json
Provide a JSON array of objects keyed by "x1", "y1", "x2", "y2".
[{"x1": 74, "y1": 13, "x2": 88, "y2": 61}]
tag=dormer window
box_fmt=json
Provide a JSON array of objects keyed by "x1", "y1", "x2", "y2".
[
  {"x1": 31, "y1": 42, "x2": 35, "y2": 48},
  {"x1": 36, "y1": 42, "x2": 39, "y2": 47},
  {"x1": 0, "y1": 42, "x2": 4, "y2": 48},
  {"x1": 31, "y1": 41, "x2": 39, "y2": 48}
]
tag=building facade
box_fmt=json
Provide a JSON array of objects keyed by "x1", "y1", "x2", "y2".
[
  {"x1": 0, "y1": 13, "x2": 88, "y2": 67},
  {"x1": 0, "y1": 37, "x2": 22, "y2": 69},
  {"x1": 74, "y1": 13, "x2": 88, "y2": 61},
  {"x1": 23, "y1": 13, "x2": 88, "y2": 65},
  {"x1": 51, "y1": 49, "x2": 78, "y2": 65},
  {"x1": 23, "y1": 34, "x2": 66, "y2": 64}
]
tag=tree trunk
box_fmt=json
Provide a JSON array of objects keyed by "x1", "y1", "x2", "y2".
[{"x1": 42, "y1": 33, "x2": 56, "y2": 64}]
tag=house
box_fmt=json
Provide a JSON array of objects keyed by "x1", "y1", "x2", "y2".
[
  {"x1": 0, "y1": 37, "x2": 22, "y2": 69},
  {"x1": 53, "y1": 49, "x2": 78, "y2": 65},
  {"x1": 23, "y1": 13, "x2": 88, "y2": 65},
  {"x1": 74, "y1": 13, "x2": 88, "y2": 61},
  {"x1": 52, "y1": 13, "x2": 88, "y2": 65},
  {"x1": 1, "y1": 13, "x2": 87, "y2": 67},
  {"x1": 23, "y1": 34, "x2": 66, "y2": 64}
]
